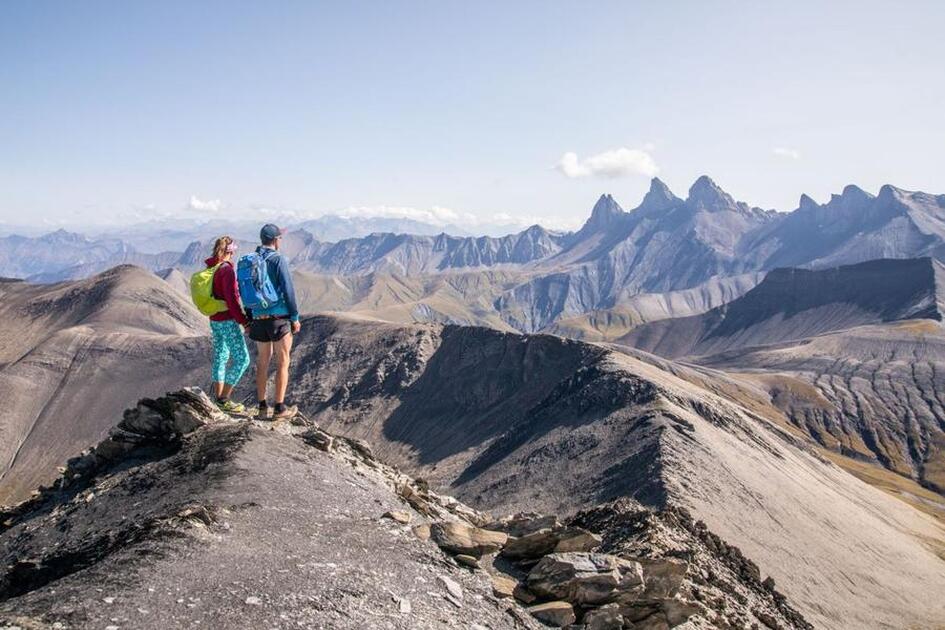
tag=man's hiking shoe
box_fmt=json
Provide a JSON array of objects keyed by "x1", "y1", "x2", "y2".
[
  {"x1": 257, "y1": 403, "x2": 271, "y2": 420},
  {"x1": 271, "y1": 404, "x2": 298, "y2": 420},
  {"x1": 216, "y1": 399, "x2": 246, "y2": 414}
]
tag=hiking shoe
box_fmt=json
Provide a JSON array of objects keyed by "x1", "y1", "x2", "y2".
[
  {"x1": 257, "y1": 402, "x2": 271, "y2": 420},
  {"x1": 272, "y1": 404, "x2": 298, "y2": 420},
  {"x1": 216, "y1": 399, "x2": 246, "y2": 414}
]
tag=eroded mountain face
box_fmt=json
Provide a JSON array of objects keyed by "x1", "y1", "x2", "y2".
[{"x1": 617, "y1": 257, "x2": 945, "y2": 495}]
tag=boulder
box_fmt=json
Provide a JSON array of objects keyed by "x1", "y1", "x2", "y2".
[
  {"x1": 502, "y1": 526, "x2": 598, "y2": 559},
  {"x1": 619, "y1": 598, "x2": 702, "y2": 629},
  {"x1": 502, "y1": 528, "x2": 560, "y2": 559},
  {"x1": 555, "y1": 529, "x2": 602, "y2": 553},
  {"x1": 583, "y1": 603, "x2": 624, "y2": 630},
  {"x1": 487, "y1": 513, "x2": 561, "y2": 537},
  {"x1": 527, "y1": 552, "x2": 644, "y2": 606},
  {"x1": 638, "y1": 558, "x2": 688, "y2": 598},
  {"x1": 527, "y1": 601, "x2": 576, "y2": 627},
  {"x1": 430, "y1": 521, "x2": 508, "y2": 557}
]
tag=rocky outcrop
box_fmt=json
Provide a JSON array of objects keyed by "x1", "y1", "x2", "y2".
[{"x1": 424, "y1": 507, "x2": 809, "y2": 629}]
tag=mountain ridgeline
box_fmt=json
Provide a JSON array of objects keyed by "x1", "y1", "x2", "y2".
[{"x1": 6, "y1": 177, "x2": 945, "y2": 337}]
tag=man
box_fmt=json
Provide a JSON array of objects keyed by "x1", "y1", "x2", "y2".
[{"x1": 247, "y1": 224, "x2": 301, "y2": 419}]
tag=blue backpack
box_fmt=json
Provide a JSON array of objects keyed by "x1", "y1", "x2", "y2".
[{"x1": 237, "y1": 250, "x2": 282, "y2": 310}]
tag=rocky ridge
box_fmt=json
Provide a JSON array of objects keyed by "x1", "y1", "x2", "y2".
[{"x1": 0, "y1": 389, "x2": 809, "y2": 629}]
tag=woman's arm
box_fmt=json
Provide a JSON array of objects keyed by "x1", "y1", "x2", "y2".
[{"x1": 219, "y1": 263, "x2": 248, "y2": 326}]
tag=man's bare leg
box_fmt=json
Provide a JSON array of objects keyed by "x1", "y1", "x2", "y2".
[
  {"x1": 273, "y1": 332, "x2": 293, "y2": 404},
  {"x1": 255, "y1": 341, "x2": 273, "y2": 403}
]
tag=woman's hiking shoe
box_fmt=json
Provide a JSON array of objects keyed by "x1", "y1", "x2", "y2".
[
  {"x1": 257, "y1": 402, "x2": 271, "y2": 420},
  {"x1": 272, "y1": 404, "x2": 298, "y2": 420},
  {"x1": 216, "y1": 399, "x2": 246, "y2": 414}
]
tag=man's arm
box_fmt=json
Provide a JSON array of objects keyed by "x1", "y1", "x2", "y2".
[{"x1": 276, "y1": 255, "x2": 300, "y2": 323}]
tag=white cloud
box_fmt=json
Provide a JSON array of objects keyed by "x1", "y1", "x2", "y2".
[
  {"x1": 187, "y1": 195, "x2": 224, "y2": 213},
  {"x1": 773, "y1": 147, "x2": 801, "y2": 160},
  {"x1": 334, "y1": 205, "x2": 478, "y2": 227},
  {"x1": 327, "y1": 205, "x2": 580, "y2": 234},
  {"x1": 487, "y1": 212, "x2": 581, "y2": 232},
  {"x1": 555, "y1": 147, "x2": 659, "y2": 179}
]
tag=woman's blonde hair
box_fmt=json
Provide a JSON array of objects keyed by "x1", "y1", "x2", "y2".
[{"x1": 212, "y1": 235, "x2": 235, "y2": 260}]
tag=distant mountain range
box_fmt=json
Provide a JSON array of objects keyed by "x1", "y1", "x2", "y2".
[{"x1": 4, "y1": 177, "x2": 945, "y2": 336}]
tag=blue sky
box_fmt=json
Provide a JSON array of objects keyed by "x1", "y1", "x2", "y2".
[{"x1": 1, "y1": 1, "x2": 943, "y2": 231}]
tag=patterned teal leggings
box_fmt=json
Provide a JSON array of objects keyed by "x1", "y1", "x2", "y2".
[{"x1": 210, "y1": 320, "x2": 250, "y2": 386}]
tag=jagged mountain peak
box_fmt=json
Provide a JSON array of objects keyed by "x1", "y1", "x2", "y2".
[
  {"x1": 798, "y1": 193, "x2": 818, "y2": 210},
  {"x1": 686, "y1": 175, "x2": 736, "y2": 211},
  {"x1": 878, "y1": 183, "x2": 908, "y2": 201},
  {"x1": 580, "y1": 193, "x2": 627, "y2": 231},
  {"x1": 638, "y1": 177, "x2": 681, "y2": 212},
  {"x1": 834, "y1": 184, "x2": 874, "y2": 205}
]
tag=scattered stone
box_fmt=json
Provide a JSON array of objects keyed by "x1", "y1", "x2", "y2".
[
  {"x1": 300, "y1": 429, "x2": 333, "y2": 451},
  {"x1": 527, "y1": 552, "x2": 644, "y2": 606},
  {"x1": 490, "y1": 574, "x2": 517, "y2": 598},
  {"x1": 455, "y1": 554, "x2": 479, "y2": 569},
  {"x1": 397, "y1": 597, "x2": 412, "y2": 613},
  {"x1": 412, "y1": 523, "x2": 431, "y2": 541},
  {"x1": 102, "y1": 596, "x2": 115, "y2": 604},
  {"x1": 430, "y1": 521, "x2": 508, "y2": 557},
  {"x1": 244, "y1": 596, "x2": 262, "y2": 606},
  {"x1": 438, "y1": 575, "x2": 464, "y2": 601},
  {"x1": 382, "y1": 510, "x2": 412, "y2": 524},
  {"x1": 527, "y1": 601, "x2": 576, "y2": 627}
]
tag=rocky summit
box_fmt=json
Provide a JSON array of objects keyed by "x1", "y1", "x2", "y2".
[{"x1": 0, "y1": 389, "x2": 810, "y2": 630}]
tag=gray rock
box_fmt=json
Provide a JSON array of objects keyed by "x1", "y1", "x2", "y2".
[
  {"x1": 583, "y1": 603, "x2": 624, "y2": 630},
  {"x1": 487, "y1": 513, "x2": 561, "y2": 537},
  {"x1": 527, "y1": 552, "x2": 644, "y2": 606},
  {"x1": 438, "y1": 575, "x2": 464, "y2": 601},
  {"x1": 526, "y1": 601, "x2": 576, "y2": 627},
  {"x1": 502, "y1": 526, "x2": 597, "y2": 559},
  {"x1": 430, "y1": 521, "x2": 508, "y2": 557}
]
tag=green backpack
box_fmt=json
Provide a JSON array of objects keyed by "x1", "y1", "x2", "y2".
[{"x1": 189, "y1": 264, "x2": 228, "y2": 316}]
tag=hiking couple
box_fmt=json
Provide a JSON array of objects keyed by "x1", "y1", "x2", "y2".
[{"x1": 191, "y1": 224, "x2": 300, "y2": 420}]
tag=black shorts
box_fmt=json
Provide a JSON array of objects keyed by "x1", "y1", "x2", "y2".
[{"x1": 249, "y1": 318, "x2": 291, "y2": 342}]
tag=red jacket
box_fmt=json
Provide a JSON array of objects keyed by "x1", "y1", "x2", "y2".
[{"x1": 204, "y1": 256, "x2": 248, "y2": 326}]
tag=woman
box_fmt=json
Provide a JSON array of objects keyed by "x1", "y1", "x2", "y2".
[{"x1": 205, "y1": 236, "x2": 251, "y2": 413}]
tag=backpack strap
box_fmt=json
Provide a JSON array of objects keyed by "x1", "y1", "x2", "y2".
[{"x1": 209, "y1": 261, "x2": 227, "y2": 300}]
